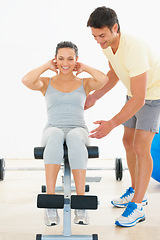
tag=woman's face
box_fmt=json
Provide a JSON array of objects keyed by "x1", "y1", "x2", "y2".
[{"x1": 56, "y1": 48, "x2": 78, "y2": 74}]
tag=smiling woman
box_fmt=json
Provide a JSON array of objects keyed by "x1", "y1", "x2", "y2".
[
  {"x1": 22, "y1": 41, "x2": 108, "y2": 226},
  {"x1": 1, "y1": 0, "x2": 160, "y2": 161}
]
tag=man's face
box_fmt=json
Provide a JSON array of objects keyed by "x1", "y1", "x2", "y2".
[{"x1": 91, "y1": 25, "x2": 118, "y2": 49}]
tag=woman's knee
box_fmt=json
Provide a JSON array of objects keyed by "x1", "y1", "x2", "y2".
[
  {"x1": 66, "y1": 130, "x2": 87, "y2": 157},
  {"x1": 41, "y1": 127, "x2": 65, "y2": 146},
  {"x1": 66, "y1": 133, "x2": 81, "y2": 147},
  {"x1": 66, "y1": 129, "x2": 88, "y2": 169},
  {"x1": 66, "y1": 128, "x2": 89, "y2": 146},
  {"x1": 42, "y1": 127, "x2": 65, "y2": 165}
]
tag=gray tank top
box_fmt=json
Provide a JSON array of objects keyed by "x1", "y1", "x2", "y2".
[{"x1": 44, "y1": 78, "x2": 88, "y2": 132}]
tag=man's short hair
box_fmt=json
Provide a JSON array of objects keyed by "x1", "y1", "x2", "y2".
[{"x1": 87, "y1": 6, "x2": 120, "y2": 33}]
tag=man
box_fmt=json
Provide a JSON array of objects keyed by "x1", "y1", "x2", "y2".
[{"x1": 86, "y1": 6, "x2": 160, "y2": 227}]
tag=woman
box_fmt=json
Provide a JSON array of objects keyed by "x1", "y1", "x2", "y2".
[{"x1": 22, "y1": 41, "x2": 108, "y2": 226}]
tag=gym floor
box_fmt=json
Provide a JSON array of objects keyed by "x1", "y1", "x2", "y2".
[{"x1": 0, "y1": 158, "x2": 160, "y2": 240}]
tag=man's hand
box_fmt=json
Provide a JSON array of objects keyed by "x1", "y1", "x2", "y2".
[
  {"x1": 84, "y1": 94, "x2": 97, "y2": 110},
  {"x1": 89, "y1": 120, "x2": 114, "y2": 139}
]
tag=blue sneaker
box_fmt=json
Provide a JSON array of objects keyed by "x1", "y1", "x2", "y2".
[
  {"x1": 111, "y1": 187, "x2": 148, "y2": 208},
  {"x1": 115, "y1": 202, "x2": 145, "y2": 227}
]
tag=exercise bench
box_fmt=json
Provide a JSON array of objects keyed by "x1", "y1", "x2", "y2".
[{"x1": 34, "y1": 144, "x2": 99, "y2": 240}]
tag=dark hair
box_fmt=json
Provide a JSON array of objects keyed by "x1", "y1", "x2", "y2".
[
  {"x1": 55, "y1": 41, "x2": 78, "y2": 57},
  {"x1": 87, "y1": 6, "x2": 120, "y2": 33}
]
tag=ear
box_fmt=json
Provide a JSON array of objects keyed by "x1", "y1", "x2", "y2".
[
  {"x1": 112, "y1": 23, "x2": 118, "y2": 33},
  {"x1": 76, "y1": 56, "x2": 79, "y2": 62}
]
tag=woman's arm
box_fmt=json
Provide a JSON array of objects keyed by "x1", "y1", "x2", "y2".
[
  {"x1": 22, "y1": 59, "x2": 58, "y2": 93},
  {"x1": 75, "y1": 62, "x2": 108, "y2": 94}
]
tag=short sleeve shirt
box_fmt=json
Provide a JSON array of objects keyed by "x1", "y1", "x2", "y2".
[{"x1": 102, "y1": 32, "x2": 160, "y2": 100}]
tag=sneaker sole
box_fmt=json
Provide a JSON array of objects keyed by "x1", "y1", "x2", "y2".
[
  {"x1": 111, "y1": 201, "x2": 128, "y2": 208},
  {"x1": 75, "y1": 221, "x2": 89, "y2": 225},
  {"x1": 45, "y1": 221, "x2": 59, "y2": 226},
  {"x1": 45, "y1": 221, "x2": 60, "y2": 226},
  {"x1": 74, "y1": 220, "x2": 89, "y2": 225},
  {"x1": 111, "y1": 200, "x2": 148, "y2": 208},
  {"x1": 115, "y1": 216, "x2": 145, "y2": 227},
  {"x1": 44, "y1": 217, "x2": 60, "y2": 226},
  {"x1": 46, "y1": 223, "x2": 56, "y2": 226}
]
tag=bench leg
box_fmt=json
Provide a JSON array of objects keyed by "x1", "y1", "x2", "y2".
[{"x1": 63, "y1": 159, "x2": 71, "y2": 236}]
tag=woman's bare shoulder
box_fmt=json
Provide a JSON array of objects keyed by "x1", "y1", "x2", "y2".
[{"x1": 39, "y1": 77, "x2": 50, "y2": 95}]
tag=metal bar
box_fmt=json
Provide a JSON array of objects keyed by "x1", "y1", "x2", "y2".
[
  {"x1": 41, "y1": 235, "x2": 93, "y2": 240},
  {"x1": 55, "y1": 186, "x2": 76, "y2": 193},
  {"x1": 63, "y1": 159, "x2": 71, "y2": 237},
  {"x1": 5, "y1": 167, "x2": 45, "y2": 171},
  {"x1": 4, "y1": 166, "x2": 127, "y2": 171}
]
